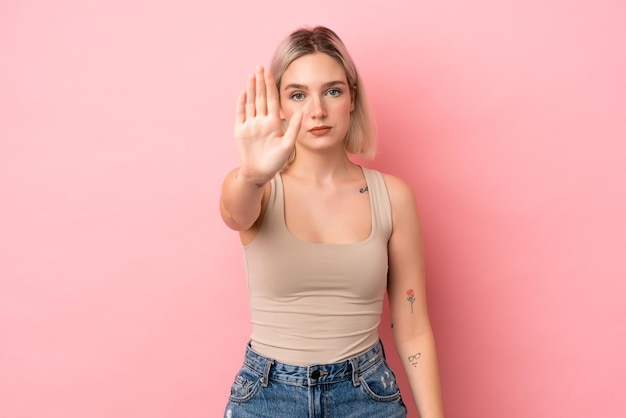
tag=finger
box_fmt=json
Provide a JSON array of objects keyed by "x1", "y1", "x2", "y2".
[
  {"x1": 265, "y1": 70, "x2": 280, "y2": 116},
  {"x1": 245, "y1": 72, "x2": 256, "y2": 120},
  {"x1": 282, "y1": 111, "x2": 302, "y2": 150},
  {"x1": 235, "y1": 89, "x2": 246, "y2": 125},
  {"x1": 255, "y1": 66, "x2": 267, "y2": 116}
]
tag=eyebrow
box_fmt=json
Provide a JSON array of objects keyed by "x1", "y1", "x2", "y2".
[{"x1": 282, "y1": 80, "x2": 347, "y2": 91}]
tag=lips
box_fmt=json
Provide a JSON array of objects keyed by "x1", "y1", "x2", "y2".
[{"x1": 309, "y1": 126, "x2": 331, "y2": 136}]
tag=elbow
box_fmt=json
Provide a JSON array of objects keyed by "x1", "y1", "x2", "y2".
[
  {"x1": 220, "y1": 207, "x2": 255, "y2": 232},
  {"x1": 220, "y1": 198, "x2": 260, "y2": 231}
]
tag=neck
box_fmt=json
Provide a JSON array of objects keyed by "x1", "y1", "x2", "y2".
[{"x1": 284, "y1": 149, "x2": 358, "y2": 184}]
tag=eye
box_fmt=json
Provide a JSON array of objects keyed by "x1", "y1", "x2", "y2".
[
  {"x1": 290, "y1": 92, "x2": 305, "y2": 101},
  {"x1": 327, "y1": 88, "x2": 342, "y2": 97}
]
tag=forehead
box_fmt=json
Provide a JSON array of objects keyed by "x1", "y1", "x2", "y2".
[{"x1": 281, "y1": 53, "x2": 347, "y2": 87}]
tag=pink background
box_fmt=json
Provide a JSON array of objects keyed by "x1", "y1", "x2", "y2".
[{"x1": 1, "y1": 1, "x2": 625, "y2": 417}]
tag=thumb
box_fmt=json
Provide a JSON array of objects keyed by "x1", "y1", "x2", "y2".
[{"x1": 282, "y1": 111, "x2": 302, "y2": 149}]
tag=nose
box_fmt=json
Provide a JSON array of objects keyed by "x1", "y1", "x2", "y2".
[{"x1": 310, "y1": 95, "x2": 327, "y2": 119}]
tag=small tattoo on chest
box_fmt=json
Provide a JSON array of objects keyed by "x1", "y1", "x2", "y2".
[{"x1": 359, "y1": 186, "x2": 368, "y2": 193}]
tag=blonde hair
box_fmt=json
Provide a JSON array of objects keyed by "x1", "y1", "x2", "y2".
[{"x1": 270, "y1": 26, "x2": 376, "y2": 159}]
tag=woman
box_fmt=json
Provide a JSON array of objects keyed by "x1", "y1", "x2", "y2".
[{"x1": 220, "y1": 26, "x2": 444, "y2": 417}]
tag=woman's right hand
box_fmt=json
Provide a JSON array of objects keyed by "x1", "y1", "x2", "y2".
[{"x1": 234, "y1": 66, "x2": 302, "y2": 186}]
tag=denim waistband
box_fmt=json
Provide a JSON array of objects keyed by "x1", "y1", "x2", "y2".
[{"x1": 243, "y1": 340, "x2": 386, "y2": 387}]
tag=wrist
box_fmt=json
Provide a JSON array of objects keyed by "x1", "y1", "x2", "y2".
[{"x1": 236, "y1": 168, "x2": 272, "y2": 189}]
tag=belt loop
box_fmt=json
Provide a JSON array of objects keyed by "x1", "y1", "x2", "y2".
[
  {"x1": 349, "y1": 357, "x2": 360, "y2": 387},
  {"x1": 260, "y1": 358, "x2": 274, "y2": 387},
  {"x1": 379, "y1": 338, "x2": 386, "y2": 359}
]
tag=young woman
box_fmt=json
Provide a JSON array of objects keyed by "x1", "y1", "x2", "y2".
[{"x1": 220, "y1": 26, "x2": 444, "y2": 418}]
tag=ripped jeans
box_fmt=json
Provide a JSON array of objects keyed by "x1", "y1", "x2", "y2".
[{"x1": 224, "y1": 340, "x2": 407, "y2": 418}]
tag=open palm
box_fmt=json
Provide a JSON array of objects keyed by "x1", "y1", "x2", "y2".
[{"x1": 234, "y1": 67, "x2": 302, "y2": 184}]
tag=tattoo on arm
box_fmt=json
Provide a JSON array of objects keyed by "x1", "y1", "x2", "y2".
[
  {"x1": 408, "y1": 352, "x2": 421, "y2": 367},
  {"x1": 406, "y1": 289, "x2": 415, "y2": 313}
]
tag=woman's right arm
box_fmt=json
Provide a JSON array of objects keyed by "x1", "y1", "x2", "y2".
[
  {"x1": 219, "y1": 167, "x2": 268, "y2": 231},
  {"x1": 220, "y1": 66, "x2": 302, "y2": 231}
]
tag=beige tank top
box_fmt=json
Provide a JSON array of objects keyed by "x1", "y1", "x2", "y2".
[{"x1": 243, "y1": 167, "x2": 393, "y2": 365}]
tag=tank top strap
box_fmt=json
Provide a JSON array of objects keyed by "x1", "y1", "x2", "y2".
[
  {"x1": 260, "y1": 173, "x2": 288, "y2": 235},
  {"x1": 268, "y1": 173, "x2": 284, "y2": 217},
  {"x1": 361, "y1": 167, "x2": 393, "y2": 240}
]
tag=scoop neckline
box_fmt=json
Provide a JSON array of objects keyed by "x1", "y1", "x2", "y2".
[{"x1": 276, "y1": 166, "x2": 376, "y2": 246}]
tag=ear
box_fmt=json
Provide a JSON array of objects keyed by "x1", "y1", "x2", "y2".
[{"x1": 351, "y1": 85, "x2": 357, "y2": 112}]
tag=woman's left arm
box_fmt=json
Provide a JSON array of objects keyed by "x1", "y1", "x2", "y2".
[{"x1": 384, "y1": 173, "x2": 444, "y2": 418}]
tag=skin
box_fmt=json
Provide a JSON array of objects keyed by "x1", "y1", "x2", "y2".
[{"x1": 220, "y1": 52, "x2": 444, "y2": 417}]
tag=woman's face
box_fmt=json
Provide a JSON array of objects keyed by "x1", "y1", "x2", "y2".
[{"x1": 279, "y1": 53, "x2": 354, "y2": 152}]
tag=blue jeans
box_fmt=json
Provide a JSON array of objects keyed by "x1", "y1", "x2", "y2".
[{"x1": 224, "y1": 340, "x2": 407, "y2": 417}]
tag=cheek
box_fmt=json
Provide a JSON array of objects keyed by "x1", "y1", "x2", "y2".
[
  {"x1": 339, "y1": 101, "x2": 354, "y2": 119},
  {"x1": 279, "y1": 99, "x2": 296, "y2": 120},
  {"x1": 281, "y1": 107, "x2": 293, "y2": 120}
]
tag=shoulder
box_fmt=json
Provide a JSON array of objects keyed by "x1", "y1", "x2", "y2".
[
  {"x1": 380, "y1": 172, "x2": 417, "y2": 207},
  {"x1": 377, "y1": 172, "x2": 420, "y2": 235}
]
